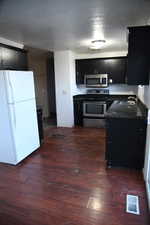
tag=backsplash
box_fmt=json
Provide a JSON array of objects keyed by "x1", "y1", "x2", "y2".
[
  {"x1": 74, "y1": 84, "x2": 138, "y2": 95},
  {"x1": 109, "y1": 84, "x2": 138, "y2": 95}
]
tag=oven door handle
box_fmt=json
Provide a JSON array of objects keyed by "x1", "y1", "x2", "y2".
[
  {"x1": 100, "y1": 77, "x2": 102, "y2": 85},
  {"x1": 83, "y1": 103, "x2": 86, "y2": 115}
]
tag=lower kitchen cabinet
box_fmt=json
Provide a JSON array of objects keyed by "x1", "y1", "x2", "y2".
[
  {"x1": 105, "y1": 118, "x2": 147, "y2": 169},
  {"x1": 74, "y1": 99, "x2": 83, "y2": 126},
  {"x1": 37, "y1": 108, "x2": 44, "y2": 144}
]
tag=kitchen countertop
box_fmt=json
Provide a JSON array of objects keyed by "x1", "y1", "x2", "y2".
[
  {"x1": 73, "y1": 93, "x2": 148, "y2": 120},
  {"x1": 73, "y1": 94, "x2": 136, "y2": 101},
  {"x1": 105, "y1": 100, "x2": 144, "y2": 119}
]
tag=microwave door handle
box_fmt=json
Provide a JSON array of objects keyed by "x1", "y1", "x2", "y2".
[
  {"x1": 103, "y1": 77, "x2": 107, "y2": 86},
  {"x1": 106, "y1": 77, "x2": 108, "y2": 86},
  {"x1": 84, "y1": 76, "x2": 87, "y2": 85},
  {"x1": 83, "y1": 103, "x2": 86, "y2": 115}
]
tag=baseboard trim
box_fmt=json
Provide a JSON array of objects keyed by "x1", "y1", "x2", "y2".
[
  {"x1": 146, "y1": 181, "x2": 150, "y2": 210},
  {"x1": 142, "y1": 168, "x2": 150, "y2": 211}
]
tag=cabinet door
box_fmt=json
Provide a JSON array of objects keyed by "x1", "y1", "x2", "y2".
[
  {"x1": 106, "y1": 118, "x2": 131, "y2": 164},
  {"x1": 127, "y1": 53, "x2": 149, "y2": 85},
  {"x1": 126, "y1": 27, "x2": 150, "y2": 85},
  {"x1": 17, "y1": 50, "x2": 28, "y2": 70},
  {"x1": 106, "y1": 118, "x2": 146, "y2": 169},
  {"x1": 74, "y1": 99, "x2": 83, "y2": 126},
  {"x1": 106, "y1": 57, "x2": 127, "y2": 84},
  {"x1": 136, "y1": 121, "x2": 147, "y2": 167},
  {"x1": 76, "y1": 60, "x2": 85, "y2": 84},
  {"x1": 1, "y1": 45, "x2": 28, "y2": 70},
  {"x1": 76, "y1": 59, "x2": 96, "y2": 84},
  {"x1": 2, "y1": 47, "x2": 18, "y2": 69}
]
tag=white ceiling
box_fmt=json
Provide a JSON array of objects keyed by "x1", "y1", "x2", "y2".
[{"x1": 0, "y1": 0, "x2": 150, "y2": 53}]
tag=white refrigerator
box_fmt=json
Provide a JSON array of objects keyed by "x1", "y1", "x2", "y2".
[{"x1": 0, "y1": 70, "x2": 40, "y2": 165}]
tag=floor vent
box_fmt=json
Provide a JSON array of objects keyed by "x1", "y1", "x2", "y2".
[{"x1": 126, "y1": 194, "x2": 140, "y2": 215}]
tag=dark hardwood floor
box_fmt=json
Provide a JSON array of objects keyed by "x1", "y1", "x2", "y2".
[{"x1": 0, "y1": 127, "x2": 149, "y2": 225}]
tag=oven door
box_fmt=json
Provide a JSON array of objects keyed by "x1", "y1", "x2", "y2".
[{"x1": 83, "y1": 101, "x2": 106, "y2": 117}]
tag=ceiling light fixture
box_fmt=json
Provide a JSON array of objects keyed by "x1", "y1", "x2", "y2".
[{"x1": 90, "y1": 40, "x2": 106, "y2": 50}]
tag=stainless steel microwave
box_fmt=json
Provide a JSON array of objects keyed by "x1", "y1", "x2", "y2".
[{"x1": 84, "y1": 74, "x2": 108, "y2": 88}]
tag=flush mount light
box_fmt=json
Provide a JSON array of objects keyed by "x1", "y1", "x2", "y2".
[{"x1": 90, "y1": 40, "x2": 106, "y2": 50}]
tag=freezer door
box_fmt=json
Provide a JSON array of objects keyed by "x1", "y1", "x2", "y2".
[
  {"x1": 9, "y1": 99, "x2": 40, "y2": 163},
  {"x1": 4, "y1": 71, "x2": 35, "y2": 103}
]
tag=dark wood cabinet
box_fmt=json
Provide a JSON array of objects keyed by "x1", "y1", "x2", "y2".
[
  {"x1": 107, "y1": 58, "x2": 127, "y2": 84},
  {"x1": 76, "y1": 57, "x2": 127, "y2": 85},
  {"x1": 37, "y1": 108, "x2": 44, "y2": 144},
  {"x1": 73, "y1": 99, "x2": 83, "y2": 126},
  {"x1": 2, "y1": 46, "x2": 18, "y2": 69},
  {"x1": 16, "y1": 49, "x2": 28, "y2": 70},
  {"x1": 126, "y1": 26, "x2": 150, "y2": 85},
  {"x1": 106, "y1": 117, "x2": 147, "y2": 169},
  {"x1": 0, "y1": 44, "x2": 28, "y2": 70},
  {"x1": 76, "y1": 59, "x2": 94, "y2": 84}
]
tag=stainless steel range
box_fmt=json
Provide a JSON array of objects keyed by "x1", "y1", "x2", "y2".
[{"x1": 83, "y1": 89, "x2": 109, "y2": 128}]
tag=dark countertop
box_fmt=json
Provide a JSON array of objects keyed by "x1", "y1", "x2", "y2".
[
  {"x1": 73, "y1": 93, "x2": 148, "y2": 120},
  {"x1": 73, "y1": 94, "x2": 136, "y2": 101},
  {"x1": 105, "y1": 100, "x2": 145, "y2": 119}
]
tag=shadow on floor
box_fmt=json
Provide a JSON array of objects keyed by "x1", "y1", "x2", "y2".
[{"x1": 43, "y1": 116, "x2": 57, "y2": 129}]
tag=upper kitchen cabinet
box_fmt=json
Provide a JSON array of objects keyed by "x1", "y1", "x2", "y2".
[
  {"x1": 126, "y1": 26, "x2": 150, "y2": 85},
  {"x1": 0, "y1": 44, "x2": 28, "y2": 70},
  {"x1": 75, "y1": 57, "x2": 127, "y2": 85},
  {"x1": 106, "y1": 57, "x2": 127, "y2": 84},
  {"x1": 75, "y1": 59, "x2": 94, "y2": 84},
  {"x1": 16, "y1": 49, "x2": 28, "y2": 70}
]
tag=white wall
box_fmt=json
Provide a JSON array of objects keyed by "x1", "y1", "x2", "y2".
[
  {"x1": 0, "y1": 37, "x2": 24, "y2": 49},
  {"x1": 54, "y1": 50, "x2": 74, "y2": 127},
  {"x1": 75, "y1": 51, "x2": 127, "y2": 59},
  {"x1": 137, "y1": 85, "x2": 150, "y2": 179},
  {"x1": 137, "y1": 84, "x2": 150, "y2": 209},
  {"x1": 73, "y1": 84, "x2": 137, "y2": 95}
]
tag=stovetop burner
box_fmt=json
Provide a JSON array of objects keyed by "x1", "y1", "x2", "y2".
[{"x1": 86, "y1": 89, "x2": 109, "y2": 94}]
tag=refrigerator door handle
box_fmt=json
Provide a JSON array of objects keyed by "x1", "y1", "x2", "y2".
[{"x1": 11, "y1": 104, "x2": 16, "y2": 129}]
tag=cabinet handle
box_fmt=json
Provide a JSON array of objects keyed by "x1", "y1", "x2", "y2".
[{"x1": 139, "y1": 128, "x2": 143, "y2": 131}]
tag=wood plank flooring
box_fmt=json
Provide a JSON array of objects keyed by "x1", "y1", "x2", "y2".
[{"x1": 0, "y1": 127, "x2": 149, "y2": 225}]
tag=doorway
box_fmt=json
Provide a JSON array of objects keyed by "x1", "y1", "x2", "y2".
[{"x1": 46, "y1": 52, "x2": 57, "y2": 127}]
